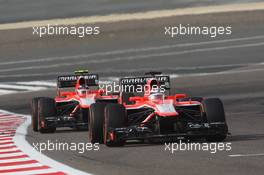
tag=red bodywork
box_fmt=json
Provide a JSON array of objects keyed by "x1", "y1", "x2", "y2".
[
  {"x1": 55, "y1": 76, "x2": 118, "y2": 116},
  {"x1": 122, "y1": 79, "x2": 202, "y2": 125}
]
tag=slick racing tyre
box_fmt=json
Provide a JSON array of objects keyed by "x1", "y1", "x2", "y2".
[
  {"x1": 38, "y1": 98, "x2": 57, "y2": 133},
  {"x1": 89, "y1": 103, "x2": 106, "y2": 144},
  {"x1": 31, "y1": 97, "x2": 43, "y2": 132},
  {"x1": 202, "y1": 98, "x2": 228, "y2": 142},
  {"x1": 104, "y1": 104, "x2": 127, "y2": 147}
]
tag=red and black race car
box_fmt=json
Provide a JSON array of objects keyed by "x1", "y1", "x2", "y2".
[
  {"x1": 31, "y1": 70, "x2": 118, "y2": 133},
  {"x1": 89, "y1": 72, "x2": 228, "y2": 147}
]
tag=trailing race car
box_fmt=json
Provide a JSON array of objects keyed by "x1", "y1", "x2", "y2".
[
  {"x1": 89, "y1": 72, "x2": 228, "y2": 146},
  {"x1": 31, "y1": 70, "x2": 118, "y2": 133}
]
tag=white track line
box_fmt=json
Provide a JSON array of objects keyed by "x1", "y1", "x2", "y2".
[
  {"x1": 0, "y1": 163, "x2": 43, "y2": 171},
  {"x1": 16, "y1": 81, "x2": 56, "y2": 87},
  {"x1": 0, "y1": 131, "x2": 15, "y2": 134},
  {"x1": 0, "y1": 60, "x2": 263, "y2": 81},
  {"x1": 0, "y1": 82, "x2": 55, "y2": 96},
  {"x1": 0, "y1": 90, "x2": 17, "y2": 96},
  {"x1": 0, "y1": 109, "x2": 91, "y2": 175},
  {"x1": 0, "y1": 84, "x2": 46, "y2": 91},
  {"x1": 0, "y1": 2, "x2": 264, "y2": 30},
  {"x1": 0, "y1": 152, "x2": 26, "y2": 158},
  {"x1": 0, "y1": 119, "x2": 22, "y2": 122},
  {"x1": 0, "y1": 148, "x2": 19, "y2": 153},
  {"x1": 1, "y1": 34, "x2": 264, "y2": 66},
  {"x1": 0, "y1": 144, "x2": 15, "y2": 148},
  {"x1": 0, "y1": 109, "x2": 92, "y2": 175},
  {"x1": 0, "y1": 115, "x2": 17, "y2": 118},
  {"x1": 0, "y1": 130, "x2": 16, "y2": 133},
  {"x1": 0, "y1": 115, "x2": 22, "y2": 118},
  {"x1": 0, "y1": 128, "x2": 16, "y2": 131},
  {"x1": 0, "y1": 118, "x2": 22, "y2": 121},
  {"x1": 1, "y1": 169, "x2": 61, "y2": 175},
  {"x1": 169, "y1": 67, "x2": 264, "y2": 79},
  {"x1": 0, "y1": 157, "x2": 32, "y2": 163},
  {"x1": 1, "y1": 41, "x2": 264, "y2": 73},
  {"x1": 229, "y1": 153, "x2": 264, "y2": 157},
  {"x1": 93, "y1": 61, "x2": 264, "y2": 75},
  {"x1": 0, "y1": 117, "x2": 22, "y2": 121},
  {"x1": 0, "y1": 136, "x2": 15, "y2": 139},
  {"x1": 0, "y1": 136, "x2": 14, "y2": 139},
  {"x1": 0, "y1": 134, "x2": 13, "y2": 137}
]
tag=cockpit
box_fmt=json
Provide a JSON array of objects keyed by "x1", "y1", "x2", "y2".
[
  {"x1": 148, "y1": 93, "x2": 165, "y2": 102},
  {"x1": 76, "y1": 77, "x2": 90, "y2": 96}
]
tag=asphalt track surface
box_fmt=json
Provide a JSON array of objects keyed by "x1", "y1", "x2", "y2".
[
  {"x1": 0, "y1": 10, "x2": 264, "y2": 175},
  {"x1": 0, "y1": 0, "x2": 262, "y2": 23}
]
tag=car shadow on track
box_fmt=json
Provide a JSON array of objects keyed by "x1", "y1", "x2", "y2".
[
  {"x1": 54, "y1": 130, "x2": 88, "y2": 133},
  {"x1": 118, "y1": 134, "x2": 264, "y2": 148},
  {"x1": 226, "y1": 133, "x2": 264, "y2": 142},
  {"x1": 122, "y1": 138, "x2": 215, "y2": 148}
]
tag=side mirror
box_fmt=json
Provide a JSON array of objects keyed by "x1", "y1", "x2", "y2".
[
  {"x1": 95, "y1": 89, "x2": 104, "y2": 95},
  {"x1": 175, "y1": 94, "x2": 187, "y2": 99}
]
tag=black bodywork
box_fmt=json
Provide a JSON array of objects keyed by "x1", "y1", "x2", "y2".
[{"x1": 109, "y1": 105, "x2": 228, "y2": 142}]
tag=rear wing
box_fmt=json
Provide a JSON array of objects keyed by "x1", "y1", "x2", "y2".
[
  {"x1": 120, "y1": 75, "x2": 170, "y2": 90},
  {"x1": 57, "y1": 74, "x2": 99, "y2": 88}
]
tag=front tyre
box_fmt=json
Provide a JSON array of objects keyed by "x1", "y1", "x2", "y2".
[
  {"x1": 104, "y1": 104, "x2": 127, "y2": 147},
  {"x1": 89, "y1": 103, "x2": 106, "y2": 144},
  {"x1": 38, "y1": 98, "x2": 57, "y2": 133},
  {"x1": 202, "y1": 98, "x2": 228, "y2": 142},
  {"x1": 31, "y1": 97, "x2": 42, "y2": 132}
]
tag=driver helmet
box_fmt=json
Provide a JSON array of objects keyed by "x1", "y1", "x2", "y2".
[
  {"x1": 148, "y1": 92, "x2": 165, "y2": 102},
  {"x1": 77, "y1": 77, "x2": 89, "y2": 95},
  {"x1": 146, "y1": 79, "x2": 165, "y2": 102}
]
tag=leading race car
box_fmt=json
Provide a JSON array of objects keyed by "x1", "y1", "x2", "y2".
[
  {"x1": 89, "y1": 72, "x2": 228, "y2": 147},
  {"x1": 31, "y1": 70, "x2": 118, "y2": 133}
]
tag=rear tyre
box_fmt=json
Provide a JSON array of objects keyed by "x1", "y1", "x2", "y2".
[
  {"x1": 38, "y1": 98, "x2": 57, "y2": 133},
  {"x1": 202, "y1": 98, "x2": 228, "y2": 142},
  {"x1": 104, "y1": 104, "x2": 127, "y2": 147},
  {"x1": 31, "y1": 97, "x2": 42, "y2": 132},
  {"x1": 89, "y1": 103, "x2": 106, "y2": 143}
]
